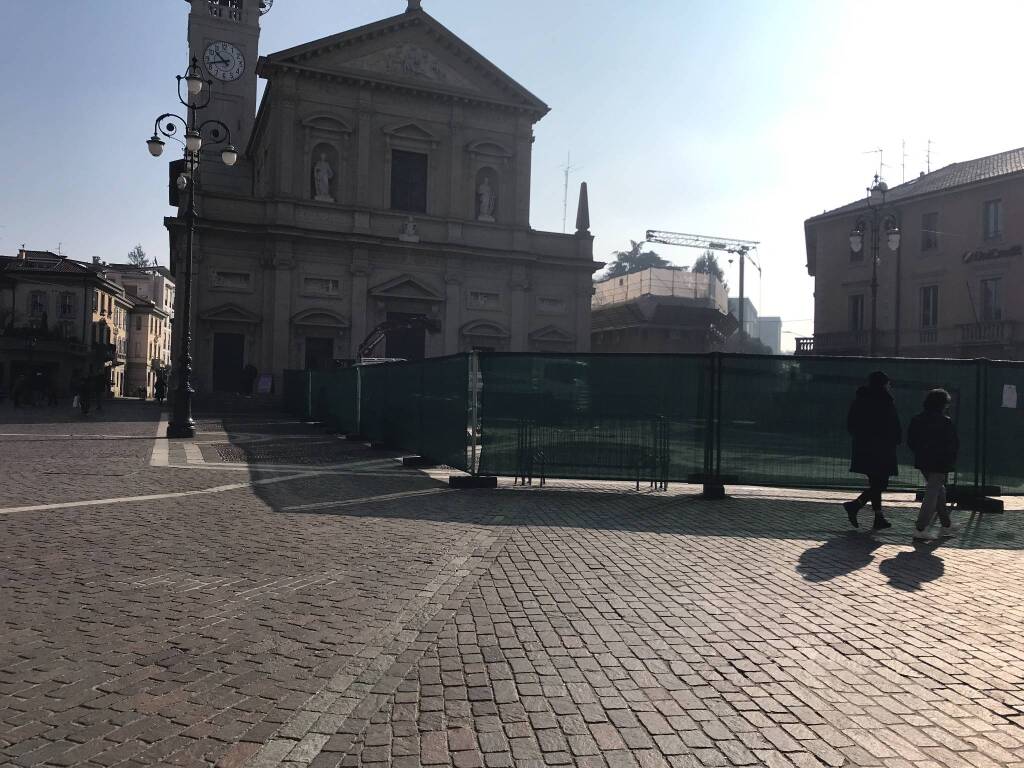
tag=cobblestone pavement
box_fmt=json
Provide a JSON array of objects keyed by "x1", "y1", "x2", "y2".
[{"x1": 2, "y1": 402, "x2": 1024, "y2": 768}]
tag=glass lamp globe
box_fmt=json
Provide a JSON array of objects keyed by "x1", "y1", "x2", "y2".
[
  {"x1": 849, "y1": 231, "x2": 864, "y2": 253},
  {"x1": 887, "y1": 228, "x2": 902, "y2": 251},
  {"x1": 185, "y1": 131, "x2": 202, "y2": 153},
  {"x1": 185, "y1": 73, "x2": 204, "y2": 97},
  {"x1": 221, "y1": 145, "x2": 239, "y2": 166},
  {"x1": 147, "y1": 136, "x2": 165, "y2": 157}
]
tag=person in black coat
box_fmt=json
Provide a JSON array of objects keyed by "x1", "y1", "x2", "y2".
[
  {"x1": 843, "y1": 371, "x2": 901, "y2": 529},
  {"x1": 907, "y1": 388, "x2": 959, "y2": 539}
]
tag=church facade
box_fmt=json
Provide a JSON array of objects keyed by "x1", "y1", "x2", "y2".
[{"x1": 169, "y1": 0, "x2": 597, "y2": 393}]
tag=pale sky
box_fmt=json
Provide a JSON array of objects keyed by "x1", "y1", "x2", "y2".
[{"x1": 3, "y1": 1, "x2": 1023, "y2": 350}]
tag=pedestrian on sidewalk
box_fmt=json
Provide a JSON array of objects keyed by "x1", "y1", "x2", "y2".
[
  {"x1": 907, "y1": 388, "x2": 959, "y2": 540},
  {"x1": 843, "y1": 370, "x2": 901, "y2": 530}
]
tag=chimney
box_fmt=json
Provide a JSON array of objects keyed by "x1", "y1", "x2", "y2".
[
  {"x1": 92, "y1": 256, "x2": 101, "y2": 265},
  {"x1": 17, "y1": 247, "x2": 27, "y2": 260}
]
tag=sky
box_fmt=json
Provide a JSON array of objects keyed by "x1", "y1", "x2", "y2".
[{"x1": 3, "y1": 1, "x2": 1024, "y2": 350}]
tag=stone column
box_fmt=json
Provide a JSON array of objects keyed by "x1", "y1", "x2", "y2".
[
  {"x1": 277, "y1": 75, "x2": 298, "y2": 198},
  {"x1": 356, "y1": 96, "x2": 373, "y2": 205},
  {"x1": 444, "y1": 273, "x2": 461, "y2": 354},
  {"x1": 449, "y1": 105, "x2": 464, "y2": 220},
  {"x1": 349, "y1": 249, "x2": 369, "y2": 358},
  {"x1": 514, "y1": 119, "x2": 533, "y2": 227},
  {"x1": 271, "y1": 240, "x2": 293, "y2": 385},
  {"x1": 509, "y1": 266, "x2": 529, "y2": 351},
  {"x1": 576, "y1": 275, "x2": 593, "y2": 352}
]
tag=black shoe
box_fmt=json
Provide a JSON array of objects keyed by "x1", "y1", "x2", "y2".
[
  {"x1": 843, "y1": 501, "x2": 860, "y2": 528},
  {"x1": 872, "y1": 515, "x2": 892, "y2": 530}
]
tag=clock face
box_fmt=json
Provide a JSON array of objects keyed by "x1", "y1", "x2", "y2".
[{"x1": 204, "y1": 41, "x2": 245, "y2": 82}]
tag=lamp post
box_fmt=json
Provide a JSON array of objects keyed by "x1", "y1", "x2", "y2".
[
  {"x1": 849, "y1": 175, "x2": 901, "y2": 357},
  {"x1": 146, "y1": 57, "x2": 238, "y2": 438}
]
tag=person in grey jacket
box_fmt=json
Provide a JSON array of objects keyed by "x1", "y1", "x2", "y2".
[{"x1": 907, "y1": 388, "x2": 960, "y2": 539}]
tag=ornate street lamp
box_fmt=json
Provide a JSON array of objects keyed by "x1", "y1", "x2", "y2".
[
  {"x1": 849, "y1": 175, "x2": 900, "y2": 356},
  {"x1": 146, "y1": 57, "x2": 237, "y2": 438}
]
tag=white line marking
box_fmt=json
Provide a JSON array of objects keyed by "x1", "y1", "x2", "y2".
[
  {"x1": 150, "y1": 417, "x2": 170, "y2": 466},
  {"x1": 0, "y1": 472, "x2": 319, "y2": 517},
  {"x1": 182, "y1": 442, "x2": 205, "y2": 465},
  {"x1": 281, "y1": 487, "x2": 452, "y2": 512}
]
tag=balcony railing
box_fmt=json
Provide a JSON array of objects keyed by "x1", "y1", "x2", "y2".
[
  {"x1": 959, "y1": 321, "x2": 1015, "y2": 344},
  {"x1": 795, "y1": 337, "x2": 815, "y2": 354},
  {"x1": 815, "y1": 330, "x2": 871, "y2": 352},
  {"x1": 918, "y1": 328, "x2": 938, "y2": 345}
]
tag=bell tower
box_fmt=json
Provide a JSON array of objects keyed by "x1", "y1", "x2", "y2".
[{"x1": 185, "y1": 0, "x2": 263, "y2": 192}]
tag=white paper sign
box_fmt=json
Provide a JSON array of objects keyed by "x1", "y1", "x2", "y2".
[{"x1": 1003, "y1": 384, "x2": 1018, "y2": 409}]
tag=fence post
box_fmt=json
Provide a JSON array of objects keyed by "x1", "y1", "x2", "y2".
[
  {"x1": 702, "y1": 352, "x2": 725, "y2": 499},
  {"x1": 355, "y1": 365, "x2": 362, "y2": 437},
  {"x1": 469, "y1": 351, "x2": 480, "y2": 475},
  {"x1": 974, "y1": 359, "x2": 982, "y2": 491}
]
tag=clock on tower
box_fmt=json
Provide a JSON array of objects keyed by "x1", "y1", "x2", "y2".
[{"x1": 185, "y1": 0, "x2": 262, "y2": 191}]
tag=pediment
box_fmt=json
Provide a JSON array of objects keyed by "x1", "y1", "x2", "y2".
[
  {"x1": 300, "y1": 114, "x2": 353, "y2": 134},
  {"x1": 199, "y1": 303, "x2": 261, "y2": 324},
  {"x1": 383, "y1": 121, "x2": 437, "y2": 144},
  {"x1": 529, "y1": 324, "x2": 575, "y2": 343},
  {"x1": 261, "y1": 9, "x2": 549, "y2": 116},
  {"x1": 368, "y1": 274, "x2": 443, "y2": 302},
  {"x1": 460, "y1": 320, "x2": 510, "y2": 338},
  {"x1": 466, "y1": 140, "x2": 512, "y2": 159},
  {"x1": 291, "y1": 309, "x2": 350, "y2": 328}
]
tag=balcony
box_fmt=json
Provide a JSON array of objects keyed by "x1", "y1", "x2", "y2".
[
  {"x1": 795, "y1": 337, "x2": 815, "y2": 355},
  {"x1": 959, "y1": 321, "x2": 1015, "y2": 344},
  {"x1": 918, "y1": 328, "x2": 938, "y2": 345},
  {"x1": 814, "y1": 330, "x2": 871, "y2": 354}
]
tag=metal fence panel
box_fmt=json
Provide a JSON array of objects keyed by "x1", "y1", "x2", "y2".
[
  {"x1": 477, "y1": 353, "x2": 708, "y2": 482},
  {"x1": 716, "y1": 355, "x2": 982, "y2": 490},
  {"x1": 282, "y1": 369, "x2": 311, "y2": 419},
  {"x1": 985, "y1": 361, "x2": 1024, "y2": 494}
]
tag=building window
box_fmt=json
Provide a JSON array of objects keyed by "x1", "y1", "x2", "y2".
[
  {"x1": 136, "y1": 315, "x2": 142, "y2": 331},
  {"x1": 848, "y1": 294, "x2": 864, "y2": 331},
  {"x1": 303, "y1": 277, "x2": 340, "y2": 296},
  {"x1": 983, "y1": 199, "x2": 1003, "y2": 240},
  {"x1": 537, "y1": 296, "x2": 566, "y2": 315},
  {"x1": 58, "y1": 292, "x2": 75, "y2": 318},
  {"x1": 213, "y1": 271, "x2": 252, "y2": 290},
  {"x1": 93, "y1": 291, "x2": 98, "y2": 312},
  {"x1": 921, "y1": 212, "x2": 939, "y2": 251},
  {"x1": 981, "y1": 277, "x2": 1002, "y2": 321},
  {"x1": 920, "y1": 285, "x2": 938, "y2": 328},
  {"x1": 390, "y1": 149, "x2": 428, "y2": 213},
  {"x1": 468, "y1": 290, "x2": 501, "y2": 310},
  {"x1": 29, "y1": 291, "x2": 46, "y2": 316}
]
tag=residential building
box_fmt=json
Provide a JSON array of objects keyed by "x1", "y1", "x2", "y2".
[
  {"x1": 0, "y1": 250, "x2": 126, "y2": 397},
  {"x1": 166, "y1": 0, "x2": 598, "y2": 394},
  {"x1": 725, "y1": 298, "x2": 782, "y2": 354},
  {"x1": 802, "y1": 147, "x2": 1024, "y2": 359},
  {"x1": 102, "y1": 264, "x2": 175, "y2": 397},
  {"x1": 591, "y1": 267, "x2": 736, "y2": 353}
]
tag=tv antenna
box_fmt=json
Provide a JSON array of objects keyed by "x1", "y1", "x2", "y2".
[
  {"x1": 926, "y1": 138, "x2": 933, "y2": 173},
  {"x1": 864, "y1": 147, "x2": 885, "y2": 179},
  {"x1": 901, "y1": 139, "x2": 907, "y2": 183},
  {"x1": 561, "y1": 151, "x2": 580, "y2": 234}
]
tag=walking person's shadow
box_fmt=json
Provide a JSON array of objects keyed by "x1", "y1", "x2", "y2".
[
  {"x1": 797, "y1": 532, "x2": 884, "y2": 582},
  {"x1": 877, "y1": 540, "x2": 945, "y2": 591}
]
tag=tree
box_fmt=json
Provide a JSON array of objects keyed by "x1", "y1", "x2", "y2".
[
  {"x1": 127, "y1": 244, "x2": 150, "y2": 267},
  {"x1": 692, "y1": 249, "x2": 726, "y2": 288},
  {"x1": 603, "y1": 241, "x2": 670, "y2": 279}
]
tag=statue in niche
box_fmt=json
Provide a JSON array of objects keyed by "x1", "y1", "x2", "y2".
[
  {"x1": 477, "y1": 176, "x2": 496, "y2": 222},
  {"x1": 312, "y1": 152, "x2": 335, "y2": 202}
]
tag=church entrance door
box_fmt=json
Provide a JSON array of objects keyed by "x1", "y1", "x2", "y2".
[
  {"x1": 385, "y1": 313, "x2": 426, "y2": 360},
  {"x1": 212, "y1": 332, "x2": 245, "y2": 392},
  {"x1": 304, "y1": 337, "x2": 334, "y2": 370}
]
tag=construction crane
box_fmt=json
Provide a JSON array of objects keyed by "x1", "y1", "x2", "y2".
[
  {"x1": 357, "y1": 314, "x2": 441, "y2": 362},
  {"x1": 645, "y1": 229, "x2": 761, "y2": 338}
]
